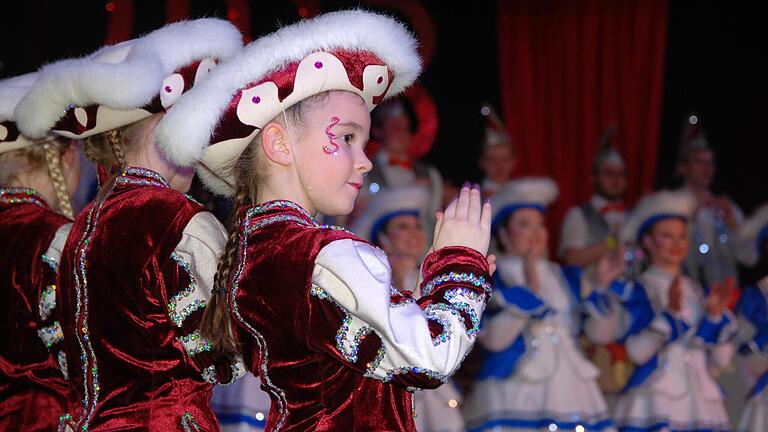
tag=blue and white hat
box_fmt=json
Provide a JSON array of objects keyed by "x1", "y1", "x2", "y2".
[
  {"x1": 620, "y1": 190, "x2": 696, "y2": 244},
  {"x1": 350, "y1": 185, "x2": 429, "y2": 244},
  {"x1": 491, "y1": 177, "x2": 558, "y2": 233}
]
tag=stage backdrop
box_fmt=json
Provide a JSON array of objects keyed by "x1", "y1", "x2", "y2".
[{"x1": 497, "y1": 0, "x2": 668, "y2": 237}]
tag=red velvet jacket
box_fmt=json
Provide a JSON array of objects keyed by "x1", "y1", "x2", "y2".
[
  {"x1": 0, "y1": 187, "x2": 72, "y2": 432},
  {"x1": 229, "y1": 200, "x2": 492, "y2": 431},
  {"x1": 57, "y1": 167, "x2": 240, "y2": 431}
]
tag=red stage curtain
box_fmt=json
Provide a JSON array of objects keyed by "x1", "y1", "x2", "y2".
[{"x1": 497, "y1": 0, "x2": 668, "y2": 241}]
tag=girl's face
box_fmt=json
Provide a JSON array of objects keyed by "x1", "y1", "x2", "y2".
[
  {"x1": 643, "y1": 218, "x2": 689, "y2": 267},
  {"x1": 292, "y1": 91, "x2": 372, "y2": 216},
  {"x1": 380, "y1": 214, "x2": 426, "y2": 259},
  {"x1": 502, "y1": 208, "x2": 548, "y2": 256}
]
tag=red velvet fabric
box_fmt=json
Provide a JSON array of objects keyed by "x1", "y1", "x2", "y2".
[
  {"x1": 230, "y1": 201, "x2": 490, "y2": 431},
  {"x1": 56, "y1": 168, "x2": 221, "y2": 431},
  {"x1": 0, "y1": 188, "x2": 71, "y2": 432},
  {"x1": 496, "y1": 0, "x2": 668, "y2": 244}
]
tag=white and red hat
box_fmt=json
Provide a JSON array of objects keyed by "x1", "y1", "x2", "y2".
[
  {"x1": 14, "y1": 18, "x2": 243, "y2": 141},
  {"x1": 155, "y1": 10, "x2": 422, "y2": 196},
  {"x1": 0, "y1": 73, "x2": 42, "y2": 154}
]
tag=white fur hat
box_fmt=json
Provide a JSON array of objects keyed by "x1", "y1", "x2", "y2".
[
  {"x1": 350, "y1": 185, "x2": 429, "y2": 243},
  {"x1": 0, "y1": 73, "x2": 42, "y2": 154},
  {"x1": 620, "y1": 190, "x2": 696, "y2": 244},
  {"x1": 491, "y1": 177, "x2": 558, "y2": 233},
  {"x1": 155, "y1": 9, "x2": 422, "y2": 196},
  {"x1": 14, "y1": 18, "x2": 243, "y2": 141},
  {"x1": 737, "y1": 203, "x2": 768, "y2": 266}
]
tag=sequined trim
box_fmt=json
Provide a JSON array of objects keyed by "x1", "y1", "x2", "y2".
[
  {"x1": 57, "y1": 350, "x2": 69, "y2": 380},
  {"x1": 424, "y1": 305, "x2": 454, "y2": 346},
  {"x1": 57, "y1": 414, "x2": 74, "y2": 432},
  {"x1": 245, "y1": 214, "x2": 313, "y2": 235},
  {"x1": 310, "y1": 285, "x2": 375, "y2": 363},
  {"x1": 177, "y1": 330, "x2": 212, "y2": 356},
  {"x1": 231, "y1": 212, "x2": 289, "y2": 431},
  {"x1": 180, "y1": 412, "x2": 201, "y2": 432},
  {"x1": 38, "y1": 321, "x2": 63, "y2": 347},
  {"x1": 384, "y1": 366, "x2": 448, "y2": 383},
  {"x1": 0, "y1": 187, "x2": 50, "y2": 209},
  {"x1": 364, "y1": 345, "x2": 387, "y2": 378},
  {"x1": 39, "y1": 284, "x2": 57, "y2": 321},
  {"x1": 70, "y1": 179, "x2": 119, "y2": 430},
  {"x1": 425, "y1": 302, "x2": 481, "y2": 339},
  {"x1": 390, "y1": 286, "x2": 416, "y2": 307},
  {"x1": 168, "y1": 252, "x2": 206, "y2": 327},
  {"x1": 245, "y1": 200, "x2": 353, "y2": 234},
  {"x1": 42, "y1": 254, "x2": 58, "y2": 272},
  {"x1": 201, "y1": 361, "x2": 247, "y2": 385},
  {"x1": 124, "y1": 167, "x2": 170, "y2": 186},
  {"x1": 421, "y1": 272, "x2": 492, "y2": 297}
]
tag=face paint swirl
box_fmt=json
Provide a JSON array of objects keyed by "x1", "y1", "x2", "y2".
[{"x1": 323, "y1": 116, "x2": 340, "y2": 156}]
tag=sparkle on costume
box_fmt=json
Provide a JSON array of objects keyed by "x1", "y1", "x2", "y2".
[
  {"x1": 421, "y1": 272, "x2": 492, "y2": 297},
  {"x1": 177, "y1": 330, "x2": 213, "y2": 356},
  {"x1": 230, "y1": 206, "x2": 289, "y2": 431},
  {"x1": 70, "y1": 167, "x2": 169, "y2": 430},
  {"x1": 37, "y1": 320, "x2": 64, "y2": 347},
  {"x1": 168, "y1": 252, "x2": 206, "y2": 327},
  {"x1": 311, "y1": 285, "x2": 375, "y2": 363},
  {"x1": 42, "y1": 254, "x2": 59, "y2": 272},
  {"x1": 0, "y1": 187, "x2": 50, "y2": 209},
  {"x1": 39, "y1": 284, "x2": 57, "y2": 321},
  {"x1": 180, "y1": 412, "x2": 201, "y2": 432}
]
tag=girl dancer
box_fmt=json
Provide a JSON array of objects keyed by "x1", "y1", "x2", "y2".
[
  {"x1": 15, "y1": 19, "x2": 244, "y2": 431},
  {"x1": 157, "y1": 10, "x2": 494, "y2": 431}
]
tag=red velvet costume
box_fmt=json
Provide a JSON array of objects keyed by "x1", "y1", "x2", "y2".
[
  {"x1": 229, "y1": 200, "x2": 492, "y2": 431},
  {"x1": 56, "y1": 167, "x2": 242, "y2": 431},
  {"x1": 0, "y1": 187, "x2": 72, "y2": 431}
]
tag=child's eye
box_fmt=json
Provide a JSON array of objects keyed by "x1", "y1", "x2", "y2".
[{"x1": 342, "y1": 134, "x2": 355, "y2": 144}]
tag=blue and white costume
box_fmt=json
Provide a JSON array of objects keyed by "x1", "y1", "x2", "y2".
[
  {"x1": 611, "y1": 190, "x2": 736, "y2": 432},
  {"x1": 350, "y1": 186, "x2": 466, "y2": 432},
  {"x1": 734, "y1": 203, "x2": 768, "y2": 432},
  {"x1": 463, "y1": 178, "x2": 616, "y2": 432},
  {"x1": 211, "y1": 372, "x2": 271, "y2": 432}
]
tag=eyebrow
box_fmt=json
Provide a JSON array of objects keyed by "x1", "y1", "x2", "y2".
[{"x1": 335, "y1": 121, "x2": 364, "y2": 132}]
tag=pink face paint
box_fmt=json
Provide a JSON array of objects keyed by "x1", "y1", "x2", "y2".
[{"x1": 323, "y1": 116, "x2": 340, "y2": 156}]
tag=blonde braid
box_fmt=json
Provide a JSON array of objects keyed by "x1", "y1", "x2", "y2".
[
  {"x1": 200, "y1": 188, "x2": 250, "y2": 358},
  {"x1": 42, "y1": 142, "x2": 74, "y2": 218},
  {"x1": 105, "y1": 129, "x2": 126, "y2": 167}
]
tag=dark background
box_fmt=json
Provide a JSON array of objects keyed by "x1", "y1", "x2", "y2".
[{"x1": 2, "y1": 0, "x2": 765, "y2": 212}]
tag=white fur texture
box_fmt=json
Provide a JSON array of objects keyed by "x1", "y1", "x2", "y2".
[
  {"x1": 492, "y1": 177, "x2": 559, "y2": 221},
  {"x1": 0, "y1": 73, "x2": 37, "y2": 122},
  {"x1": 737, "y1": 203, "x2": 768, "y2": 266},
  {"x1": 350, "y1": 185, "x2": 429, "y2": 242},
  {"x1": 14, "y1": 18, "x2": 243, "y2": 139},
  {"x1": 155, "y1": 9, "x2": 422, "y2": 171},
  {"x1": 0, "y1": 73, "x2": 40, "y2": 152},
  {"x1": 620, "y1": 190, "x2": 696, "y2": 243}
]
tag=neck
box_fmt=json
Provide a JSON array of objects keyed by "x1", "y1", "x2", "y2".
[
  {"x1": 11, "y1": 171, "x2": 57, "y2": 209},
  {"x1": 124, "y1": 145, "x2": 192, "y2": 193},
  {"x1": 651, "y1": 260, "x2": 681, "y2": 277},
  {"x1": 257, "y1": 182, "x2": 316, "y2": 216},
  {"x1": 685, "y1": 182, "x2": 711, "y2": 200}
]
